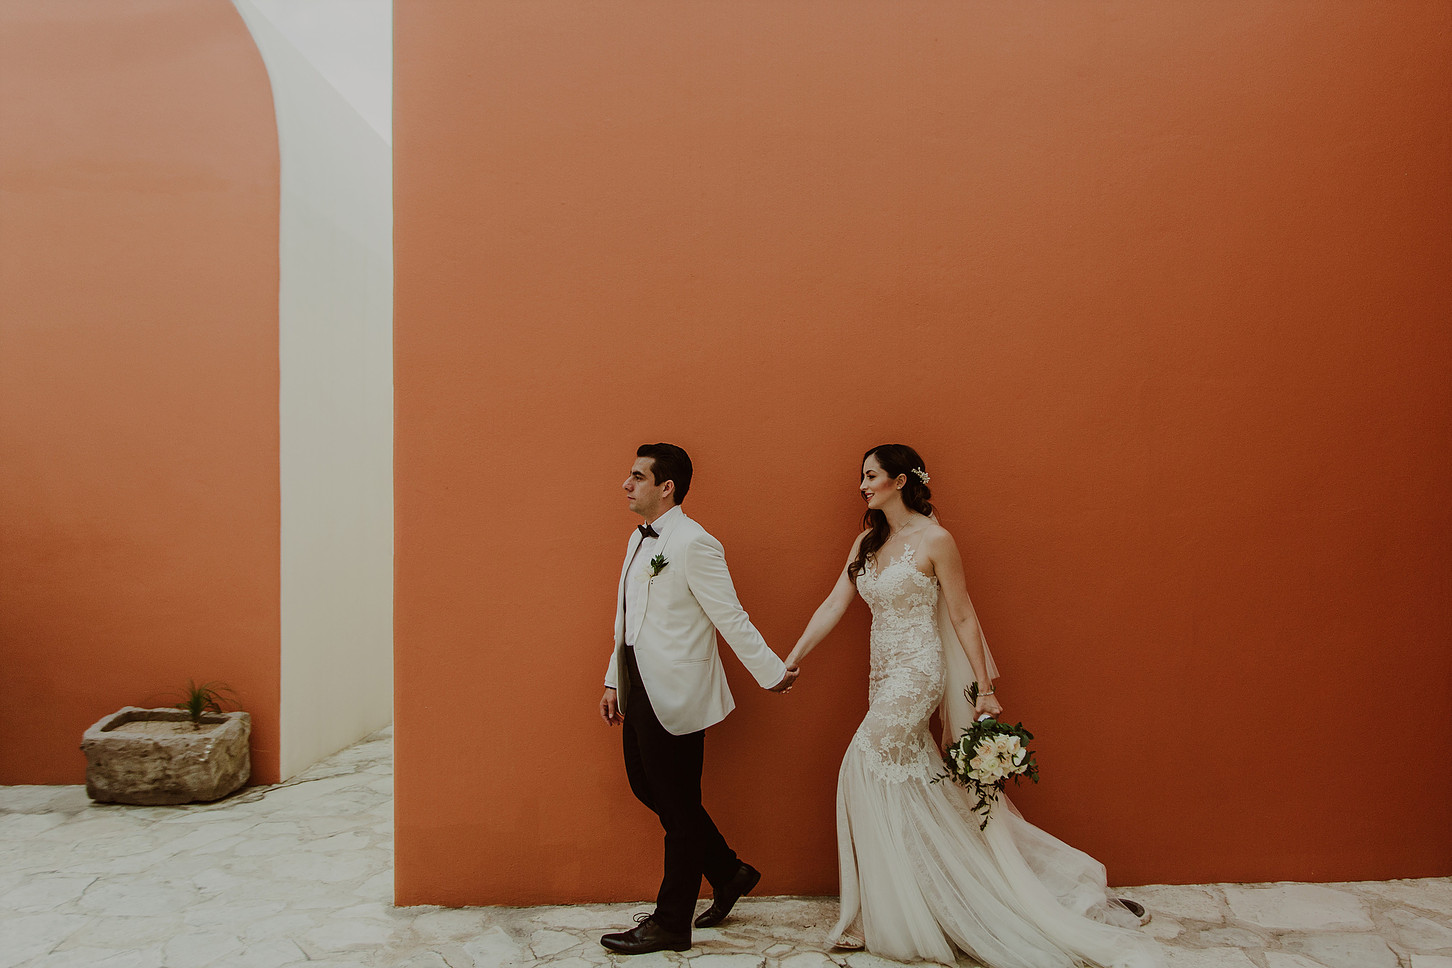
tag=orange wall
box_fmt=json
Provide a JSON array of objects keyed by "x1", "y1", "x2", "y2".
[
  {"x1": 395, "y1": 1, "x2": 1451, "y2": 903},
  {"x1": 0, "y1": 1, "x2": 282, "y2": 783}
]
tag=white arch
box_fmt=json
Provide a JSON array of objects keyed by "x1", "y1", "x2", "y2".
[{"x1": 232, "y1": 0, "x2": 394, "y2": 779}]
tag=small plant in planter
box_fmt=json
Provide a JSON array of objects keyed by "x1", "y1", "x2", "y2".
[
  {"x1": 81, "y1": 680, "x2": 252, "y2": 805},
  {"x1": 174, "y1": 680, "x2": 238, "y2": 730}
]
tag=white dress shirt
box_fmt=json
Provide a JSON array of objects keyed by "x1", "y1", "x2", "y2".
[{"x1": 624, "y1": 505, "x2": 680, "y2": 647}]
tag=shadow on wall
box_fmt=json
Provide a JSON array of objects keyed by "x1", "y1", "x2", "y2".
[{"x1": 231, "y1": 0, "x2": 394, "y2": 779}]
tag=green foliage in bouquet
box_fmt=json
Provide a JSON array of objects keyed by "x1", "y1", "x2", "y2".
[
  {"x1": 933, "y1": 681, "x2": 1040, "y2": 829},
  {"x1": 173, "y1": 680, "x2": 238, "y2": 730}
]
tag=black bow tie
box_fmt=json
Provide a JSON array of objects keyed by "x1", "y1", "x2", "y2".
[{"x1": 638, "y1": 524, "x2": 659, "y2": 539}]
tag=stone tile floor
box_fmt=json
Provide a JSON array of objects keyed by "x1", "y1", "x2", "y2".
[{"x1": 2, "y1": 727, "x2": 1448, "y2": 968}]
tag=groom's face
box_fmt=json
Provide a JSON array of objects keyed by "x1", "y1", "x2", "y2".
[{"x1": 624, "y1": 457, "x2": 671, "y2": 519}]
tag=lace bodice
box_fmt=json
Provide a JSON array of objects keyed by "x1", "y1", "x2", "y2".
[
  {"x1": 851, "y1": 544, "x2": 946, "y2": 783},
  {"x1": 859, "y1": 544, "x2": 940, "y2": 626}
]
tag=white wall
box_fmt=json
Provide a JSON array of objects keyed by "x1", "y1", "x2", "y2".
[{"x1": 232, "y1": 0, "x2": 393, "y2": 778}]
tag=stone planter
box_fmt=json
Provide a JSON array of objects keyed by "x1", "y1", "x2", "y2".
[{"x1": 81, "y1": 706, "x2": 251, "y2": 805}]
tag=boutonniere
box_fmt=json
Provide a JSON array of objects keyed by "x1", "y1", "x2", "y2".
[{"x1": 648, "y1": 554, "x2": 669, "y2": 579}]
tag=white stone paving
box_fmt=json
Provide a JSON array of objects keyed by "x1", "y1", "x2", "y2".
[
  {"x1": 1, "y1": 727, "x2": 1448, "y2": 967},
  {"x1": 1225, "y1": 885, "x2": 1375, "y2": 932}
]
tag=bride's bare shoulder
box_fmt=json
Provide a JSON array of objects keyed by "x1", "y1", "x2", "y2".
[{"x1": 919, "y1": 522, "x2": 958, "y2": 551}]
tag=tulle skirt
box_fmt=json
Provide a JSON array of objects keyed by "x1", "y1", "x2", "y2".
[{"x1": 831, "y1": 738, "x2": 1162, "y2": 968}]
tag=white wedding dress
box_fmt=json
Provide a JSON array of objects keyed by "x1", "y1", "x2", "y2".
[{"x1": 831, "y1": 544, "x2": 1162, "y2": 967}]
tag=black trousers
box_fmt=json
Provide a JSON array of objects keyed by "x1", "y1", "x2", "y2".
[{"x1": 621, "y1": 646, "x2": 739, "y2": 933}]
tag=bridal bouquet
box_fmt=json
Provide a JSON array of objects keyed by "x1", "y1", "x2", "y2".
[{"x1": 934, "y1": 683, "x2": 1039, "y2": 829}]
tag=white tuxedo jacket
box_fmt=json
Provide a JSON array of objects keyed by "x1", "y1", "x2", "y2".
[{"x1": 604, "y1": 507, "x2": 786, "y2": 735}]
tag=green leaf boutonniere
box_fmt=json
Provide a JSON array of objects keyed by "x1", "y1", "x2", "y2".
[{"x1": 648, "y1": 554, "x2": 669, "y2": 578}]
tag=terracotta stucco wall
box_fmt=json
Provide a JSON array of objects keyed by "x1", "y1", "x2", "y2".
[
  {"x1": 394, "y1": 1, "x2": 1451, "y2": 903},
  {"x1": 0, "y1": 0, "x2": 282, "y2": 783}
]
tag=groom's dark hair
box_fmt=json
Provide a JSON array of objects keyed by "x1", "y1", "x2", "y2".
[{"x1": 637, "y1": 443, "x2": 692, "y2": 505}]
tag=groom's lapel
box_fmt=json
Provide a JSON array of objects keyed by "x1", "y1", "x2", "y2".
[
  {"x1": 618, "y1": 528, "x2": 644, "y2": 608},
  {"x1": 621, "y1": 528, "x2": 644, "y2": 573}
]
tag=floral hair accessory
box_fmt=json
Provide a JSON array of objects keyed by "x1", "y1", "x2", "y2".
[{"x1": 911, "y1": 467, "x2": 930, "y2": 484}]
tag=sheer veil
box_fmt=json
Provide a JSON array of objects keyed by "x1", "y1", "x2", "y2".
[
  {"x1": 926, "y1": 512, "x2": 1000, "y2": 745},
  {"x1": 935, "y1": 591, "x2": 999, "y2": 745}
]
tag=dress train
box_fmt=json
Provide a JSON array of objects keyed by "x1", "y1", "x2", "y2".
[{"x1": 831, "y1": 545, "x2": 1161, "y2": 967}]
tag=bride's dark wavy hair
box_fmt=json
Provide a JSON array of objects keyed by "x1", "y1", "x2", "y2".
[{"x1": 848, "y1": 443, "x2": 934, "y2": 585}]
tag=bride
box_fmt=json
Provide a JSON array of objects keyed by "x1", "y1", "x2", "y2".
[{"x1": 784, "y1": 444, "x2": 1162, "y2": 968}]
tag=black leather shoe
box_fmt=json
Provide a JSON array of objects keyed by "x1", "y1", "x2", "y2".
[
  {"x1": 694, "y1": 862, "x2": 762, "y2": 929},
  {"x1": 600, "y1": 914, "x2": 691, "y2": 954}
]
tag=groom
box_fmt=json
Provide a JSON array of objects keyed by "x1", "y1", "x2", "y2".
[{"x1": 598, "y1": 443, "x2": 797, "y2": 955}]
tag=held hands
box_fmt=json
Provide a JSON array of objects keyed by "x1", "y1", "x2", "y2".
[
  {"x1": 599, "y1": 687, "x2": 624, "y2": 726},
  {"x1": 603, "y1": 665, "x2": 799, "y2": 721},
  {"x1": 768, "y1": 665, "x2": 800, "y2": 694}
]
